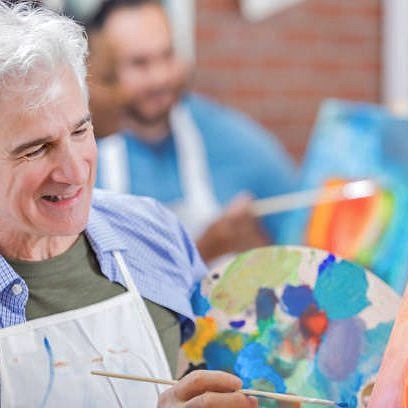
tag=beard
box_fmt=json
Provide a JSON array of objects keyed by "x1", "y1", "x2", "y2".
[
  {"x1": 124, "y1": 102, "x2": 171, "y2": 126},
  {"x1": 124, "y1": 87, "x2": 182, "y2": 127}
]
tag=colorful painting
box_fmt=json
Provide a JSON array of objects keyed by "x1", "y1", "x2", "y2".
[
  {"x1": 181, "y1": 246, "x2": 400, "y2": 407},
  {"x1": 305, "y1": 178, "x2": 394, "y2": 268},
  {"x1": 280, "y1": 99, "x2": 408, "y2": 294}
]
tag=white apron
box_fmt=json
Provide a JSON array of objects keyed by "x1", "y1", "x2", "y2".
[
  {"x1": 0, "y1": 251, "x2": 171, "y2": 408},
  {"x1": 98, "y1": 103, "x2": 221, "y2": 240}
]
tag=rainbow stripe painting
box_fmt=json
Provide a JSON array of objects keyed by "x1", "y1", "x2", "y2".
[
  {"x1": 181, "y1": 246, "x2": 400, "y2": 407},
  {"x1": 305, "y1": 178, "x2": 394, "y2": 270},
  {"x1": 280, "y1": 99, "x2": 408, "y2": 293}
]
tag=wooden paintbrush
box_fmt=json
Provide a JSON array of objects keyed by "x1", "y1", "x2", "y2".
[{"x1": 91, "y1": 370, "x2": 348, "y2": 407}]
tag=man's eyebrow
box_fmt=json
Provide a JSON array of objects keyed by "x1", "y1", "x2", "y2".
[
  {"x1": 10, "y1": 114, "x2": 92, "y2": 157},
  {"x1": 10, "y1": 136, "x2": 53, "y2": 157},
  {"x1": 75, "y1": 113, "x2": 92, "y2": 129}
]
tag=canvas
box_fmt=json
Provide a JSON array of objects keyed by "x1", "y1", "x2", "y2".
[{"x1": 280, "y1": 99, "x2": 408, "y2": 294}]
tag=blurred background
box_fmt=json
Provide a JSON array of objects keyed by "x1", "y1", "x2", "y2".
[{"x1": 44, "y1": 0, "x2": 407, "y2": 162}]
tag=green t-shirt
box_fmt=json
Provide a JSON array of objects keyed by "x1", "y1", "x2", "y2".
[{"x1": 7, "y1": 234, "x2": 180, "y2": 376}]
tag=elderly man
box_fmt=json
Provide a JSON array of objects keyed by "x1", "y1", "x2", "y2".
[
  {"x1": 0, "y1": 2, "x2": 257, "y2": 407},
  {"x1": 90, "y1": 0, "x2": 297, "y2": 263}
]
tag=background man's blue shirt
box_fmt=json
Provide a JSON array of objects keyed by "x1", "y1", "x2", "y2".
[{"x1": 96, "y1": 93, "x2": 298, "y2": 242}]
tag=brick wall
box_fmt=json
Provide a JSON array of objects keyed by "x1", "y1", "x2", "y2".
[{"x1": 193, "y1": 0, "x2": 382, "y2": 162}]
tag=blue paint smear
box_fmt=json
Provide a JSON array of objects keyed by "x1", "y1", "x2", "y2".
[
  {"x1": 281, "y1": 284, "x2": 316, "y2": 317},
  {"x1": 357, "y1": 321, "x2": 393, "y2": 375},
  {"x1": 229, "y1": 320, "x2": 246, "y2": 329},
  {"x1": 318, "y1": 254, "x2": 336, "y2": 275},
  {"x1": 204, "y1": 342, "x2": 236, "y2": 372},
  {"x1": 234, "y1": 343, "x2": 286, "y2": 393},
  {"x1": 314, "y1": 260, "x2": 370, "y2": 319},
  {"x1": 40, "y1": 337, "x2": 55, "y2": 408},
  {"x1": 191, "y1": 282, "x2": 211, "y2": 316},
  {"x1": 255, "y1": 288, "x2": 278, "y2": 321}
]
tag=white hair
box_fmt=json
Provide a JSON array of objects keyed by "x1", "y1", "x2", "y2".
[{"x1": 0, "y1": 1, "x2": 88, "y2": 110}]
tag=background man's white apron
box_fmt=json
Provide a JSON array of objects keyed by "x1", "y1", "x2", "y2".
[{"x1": 98, "y1": 103, "x2": 221, "y2": 240}]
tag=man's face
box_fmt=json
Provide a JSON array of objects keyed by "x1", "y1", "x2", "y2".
[
  {"x1": 102, "y1": 4, "x2": 186, "y2": 126},
  {"x1": 0, "y1": 69, "x2": 97, "y2": 239}
]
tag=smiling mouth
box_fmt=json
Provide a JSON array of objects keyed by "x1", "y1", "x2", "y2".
[{"x1": 42, "y1": 191, "x2": 80, "y2": 203}]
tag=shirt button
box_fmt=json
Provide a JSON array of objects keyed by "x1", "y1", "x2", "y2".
[{"x1": 11, "y1": 284, "x2": 23, "y2": 296}]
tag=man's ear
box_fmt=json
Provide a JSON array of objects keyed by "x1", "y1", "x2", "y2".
[{"x1": 87, "y1": 30, "x2": 123, "y2": 138}]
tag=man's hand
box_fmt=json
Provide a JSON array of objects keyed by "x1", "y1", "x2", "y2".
[
  {"x1": 196, "y1": 194, "x2": 269, "y2": 262},
  {"x1": 158, "y1": 370, "x2": 258, "y2": 408}
]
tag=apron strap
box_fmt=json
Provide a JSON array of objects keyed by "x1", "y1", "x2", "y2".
[
  {"x1": 98, "y1": 134, "x2": 130, "y2": 194},
  {"x1": 113, "y1": 251, "x2": 172, "y2": 380},
  {"x1": 170, "y1": 103, "x2": 219, "y2": 213},
  {"x1": 169, "y1": 103, "x2": 221, "y2": 238}
]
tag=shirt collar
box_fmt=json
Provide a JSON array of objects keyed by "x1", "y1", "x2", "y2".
[
  {"x1": 85, "y1": 205, "x2": 128, "y2": 254},
  {"x1": 0, "y1": 256, "x2": 22, "y2": 292}
]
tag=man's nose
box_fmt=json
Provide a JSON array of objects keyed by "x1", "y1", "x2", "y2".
[
  {"x1": 147, "y1": 60, "x2": 171, "y2": 87},
  {"x1": 51, "y1": 144, "x2": 88, "y2": 184}
]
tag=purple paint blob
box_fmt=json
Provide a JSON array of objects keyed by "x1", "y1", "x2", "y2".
[
  {"x1": 229, "y1": 320, "x2": 246, "y2": 329},
  {"x1": 317, "y1": 318, "x2": 365, "y2": 381},
  {"x1": 281, "y1": 284, "x2": 316, "y2": 317}
]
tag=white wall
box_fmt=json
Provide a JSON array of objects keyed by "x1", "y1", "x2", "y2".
[
  {"x1": 164, "y1": 0, "x2": 196, "y2": 62},
  {"x1": 383, "y1": 0, "x2": 408, "y2": 115}
]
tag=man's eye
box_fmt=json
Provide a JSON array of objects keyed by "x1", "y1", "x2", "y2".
[
  {"x1": 23, "y1": 144, "x2": 47, "y2": 160},
  {"x1": 72, "y1": 127, "x2": 88, "y2": 137}
]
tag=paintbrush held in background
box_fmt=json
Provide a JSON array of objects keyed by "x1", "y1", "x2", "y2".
[{"x1": 252, "y1": 179, "x2": 376, "y2": 216}]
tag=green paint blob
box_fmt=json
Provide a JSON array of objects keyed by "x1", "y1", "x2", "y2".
[{"x1": 210, "y1": 247, "x2": 302, "y2": 315}]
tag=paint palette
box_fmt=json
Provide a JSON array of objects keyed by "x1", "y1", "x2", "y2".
[{"x1": 181, "y1": 246, "x2": 400, "y2": 407}]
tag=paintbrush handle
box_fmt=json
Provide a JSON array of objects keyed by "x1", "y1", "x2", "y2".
[
  {"x1": 241, "y1": 388, "x2": 335, "y2": 405},
  {"x1": 91, "y1": 371, "x2": 177, "y2": 386},
  {"x1": 252, "y1": 179, "x2": 376, "y2": 217},
  {"x1": 91, "y1": 371, "x2": 336, "y2": 406}
]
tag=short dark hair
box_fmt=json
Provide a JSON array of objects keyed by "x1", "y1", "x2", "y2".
[{"x1": 87, "y1": 0, "x2": 160, "y2": 31}]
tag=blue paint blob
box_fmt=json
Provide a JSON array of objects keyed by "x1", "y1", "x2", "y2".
[
  {"x1": 204, "y1": 342, "x2": 236, "y2": 372},
  {"x1": 281, "y1": 284, "x2": 316, "y2": 317},
  {"x1": 234, "y1": 343, "x2": 286, "y2": 393},
  {"x1": 229, "y1": 320, "x2": 246, "y2": 329},
  {"x1": 314, "y1": 260, "x2": 370, "y2": 319},
  {"x1": 255, "y1": 288, "x2": 278, "y2": 321},
  {"x1": 345, "y1": 396, "x2": 357, "y2": 408},
  {"x1": 41, "y1": 337, "x2": 55, "y2": 408},
  {"x1": 318, "y1": 253, "x2": 336, "y2": 275},
  {"x1": 337, "y1": 403, "x2": 349, "y2": 407},
  {"x1": 191, "y1": 283, "x2": 210, "y2": 316}
]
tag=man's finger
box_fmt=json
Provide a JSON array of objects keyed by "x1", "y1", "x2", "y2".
[
  {"x1": 174, "y1": 370, "x2": 242, "y2": 402},
  {"x1": 184, "y1": 390, "x2": 256, "y2": 408}
]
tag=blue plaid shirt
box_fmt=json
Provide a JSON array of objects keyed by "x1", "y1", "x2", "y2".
[{"x1": 0, "y1": 189, "x2": 207, "y2": 340}]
